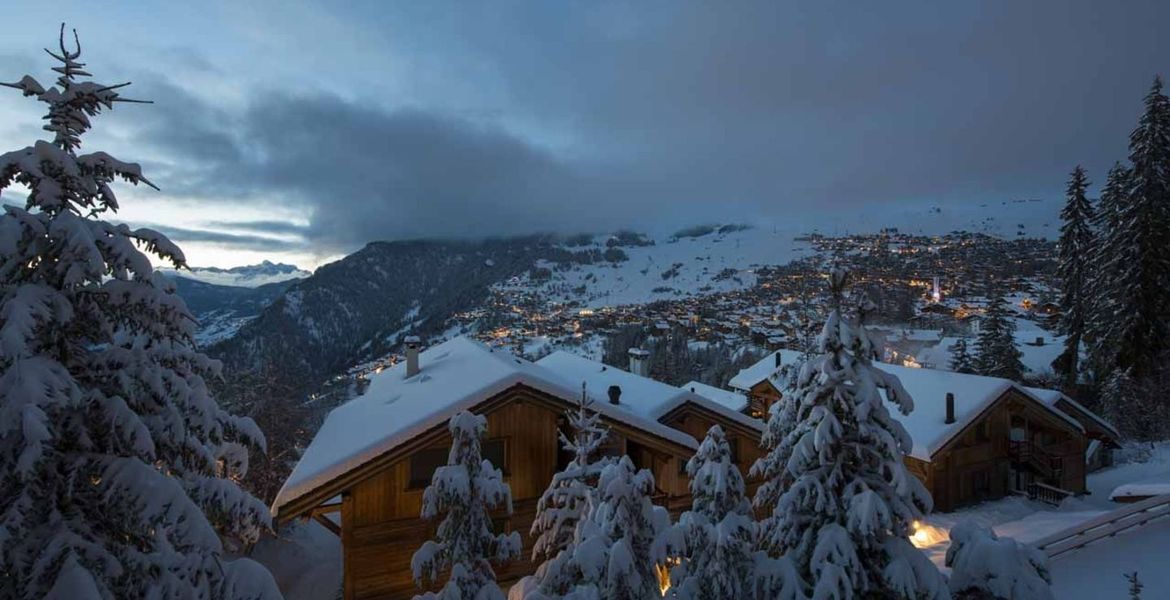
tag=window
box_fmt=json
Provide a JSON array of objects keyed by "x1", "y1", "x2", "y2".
[
  {"x1": 975, "y1": 420, "x2": 990, "y2": 443},
  {"x1": 409, "y1": 439, "x2": 507, "y2": 489},
  {"x1": 728, "y1": 437, "x2": 740, "y2": 464},
  {"x1": 678, "y1": 456, "x2": 689, "y2": 476},
  {"x1": 483, "y1": 439, "x2": 508, "y2": 475},
  {"x1": 409, "y1": 447, "x2": 448, "y2": 489}
]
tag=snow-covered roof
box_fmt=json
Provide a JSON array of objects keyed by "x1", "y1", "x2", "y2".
[
  {"x1": 769, "y1": 350, "x2": 1083, "y2": 462},
  {"x1": 728, "y1": 350, "x2": 784, "y2": 392},
  {"x1": 537, "y1": 352, "x2": 762, "y2": 433},
  {"x1": 273, "y1": 337, "x2": 697, "y2": 517},
  {"x1": 1025, "y1": 387, "x2": 1121, "y2": 441},
  {"x1": 681, "y1": 381, "x2": 750, "y2": 413}
]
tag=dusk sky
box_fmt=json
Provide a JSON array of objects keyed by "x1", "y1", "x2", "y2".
[{"x1": 1, "y1": 0, "x2": 1168, "y2": 268}]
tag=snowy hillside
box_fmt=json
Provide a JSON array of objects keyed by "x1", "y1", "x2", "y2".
[
  {"x1": 163, "y1": 260, "x2": 311, "y2": 288},
  {"x1": 503, "y1": 196, "x2": 1062, "y2": 310},
  {"x1": 501, "y1": 226, "x2": 812, "y2": 308}
]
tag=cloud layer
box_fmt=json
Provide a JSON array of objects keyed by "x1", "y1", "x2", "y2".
[{"x1": 2, "y1": 0, "x2": 1169, "y2": 263}]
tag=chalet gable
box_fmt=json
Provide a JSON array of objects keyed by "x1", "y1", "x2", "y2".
[{"x1": 272, "y1": 337, "x2": 699, "y2": 521}]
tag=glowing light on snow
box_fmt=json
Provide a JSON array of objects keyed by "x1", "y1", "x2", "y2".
[{"x1": 910, "y1": 520, "x2": 948, "y2": 548}]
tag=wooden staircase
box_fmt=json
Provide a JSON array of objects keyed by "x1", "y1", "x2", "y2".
[
  {"x1": 1009, "y1": 440, "x2": 1062, "y2": 480},
  {"x1": 1033, "y1": 493, "x2": 1170, "y2": 559}
]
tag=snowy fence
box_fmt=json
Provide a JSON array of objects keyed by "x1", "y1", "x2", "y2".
[{"x1": 1034, "y1": 493, "x2": 1170, "y2": 560}]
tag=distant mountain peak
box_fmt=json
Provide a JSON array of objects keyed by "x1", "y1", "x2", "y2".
[{"x1": 164, "y1": 261, "x2": 311, "y2": 288}]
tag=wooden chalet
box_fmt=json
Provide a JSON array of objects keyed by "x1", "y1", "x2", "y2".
[
  {"x1": 727, "y1": 350, "x2": 786, "y2": 418},
  {"x1": 271, "y1": 337, "x2": 763, "y2": 600},
  {"x1": 741, "y1": 350, "x2": 1113, "y2": 512}
]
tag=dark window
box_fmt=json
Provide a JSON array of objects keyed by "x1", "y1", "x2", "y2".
[
  {"x1": 409, "y1": 439, "x2": 507, "y2": 488},
  {"x1": 973, "y1": 468, "x2": 991, "y2": 499},
  {"x1": 975, "y1": 420, "x2": 990, "y2": 442},
  {"x1": 409, "y1": 447, "x2": 448, "y2": 489},
  {"x1": 728, "y1": 437, "x2": 740, "y2": 464},
  {"x1": 483, "y1": 439, "x2": 508, "y2": 475},
  {"x1": 678, "y1": 455, "x2": 689, "y2": 476}
]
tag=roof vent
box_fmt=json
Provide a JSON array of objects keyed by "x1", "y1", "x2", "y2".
[
  {"x1": 607, "y1": 385, "x2": 622, "y2": 405},
  {"x1": 945, "y1": 392, "x2": 956, "y2": 424},
  {"x1": 774, "y1": 352, "x2": 782, "y2": 368}
]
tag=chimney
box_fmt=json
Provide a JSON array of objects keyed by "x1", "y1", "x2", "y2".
[
  {"x1": 774, "y1": 352, "x2": 782, "y2": 368},
  {"x1": 404, "y1": 336, "x2": 421, "y2": 378},
  {"x1": 628, "y1": 348, "x2": 650, "y2": 377},
  {"x1": 1035, "y1": 336, "x2": 1044, "y2": 346},
  {"x1": 607, "y1": 385, "x2": 622, "y2": 405},
  {"x1": 945, "y1": 392, "x2": 955, "y2": 424}
]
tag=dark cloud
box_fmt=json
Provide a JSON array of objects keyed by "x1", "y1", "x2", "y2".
[
  {"x1": 133, "y1": 223, "x2": 304, "y2": 252},
  {"x1": 203, "y1": 220, "x2": 310, "y2": 237},
  {"x1": 81, "y1": 0, "x2": 1170, "y2": 257}
]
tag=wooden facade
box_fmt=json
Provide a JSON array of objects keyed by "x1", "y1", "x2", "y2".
[
  {"x1": 283, "y1": 383, "x2": 762, "y2": 600},
  {"x1": 913, "y1": 388, "x2": 1086, "y2": 512},
  {"x1": 743, "y1": 379, "x2": 782, "y2": 420}
]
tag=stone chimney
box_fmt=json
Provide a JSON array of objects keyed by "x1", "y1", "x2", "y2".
[
  {"x1": 607, "y1": 385, "x2": 622, "y2": 405},
  {"x1": 945, "y1": 392, "x2": 955, "y2": 424},
  {"x1": 628, "y1": 347, "x2": 650, "y2": 377},
  {"x1": 404, "y1": 335, "x2": 421, "y2": 378}
]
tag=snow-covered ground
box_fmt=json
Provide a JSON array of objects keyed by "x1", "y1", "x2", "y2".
[
  {"x1": 915, "y1": 443, "x2": 1170, "y2": 598},
  {"x1": 250, "y1": 520, "x2": 341, "y2": 600},
  {"x1": 499, "y1": 227, "x2": 814, "y2": 308}
]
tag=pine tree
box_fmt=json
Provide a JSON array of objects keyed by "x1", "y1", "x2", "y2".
[
  {"x1": 751, "y1": 269, "x2": 947, "y2": 599},
  {"x1": 1126, "y1": 572, "x2": 1144, "y2": 600},
  {"x1": 949, "y1": 337, "x2": 975, "y2": 374},
  {"x1": 412, "y1": 411, "x2": 521, "y2": 600},
  {"x1": 528, "y1": 457, "x2": 667, "y2": 600},
  {"x1": 974, "y1": 292, "x2": 1025, "y2": 381},
  {"x1": 945, "y1": 521, "x2": 1053, "y2": 600},
  {"x1": 1053, "y1": 165, "x2": 1094, "y2": 387},
  {"x1": 1084, "y1": 163, "x2": 1134, "y2": 381},
  {"x1": 660, "y1": 425, "x2": 791, "y2": 600},
  {"x1": 1110, "y1": 76, "x2": 1170, "y2": 379},
  {"x1": 529, "y1": 388, "x2": 611, "y2": 565},
  {"x1": 0, "y1": 27, "x2": 277, "y2": 599}
]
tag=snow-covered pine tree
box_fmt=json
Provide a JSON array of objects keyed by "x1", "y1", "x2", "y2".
[
  {"x1": 945, "y1": 521, "x2": 1053, "y2": 600},
  {"x1": 973, "y1": 291, "x2": 1025, "y2": 381},
  {"x1": 948, "y1": 337, "x2": 975, "y2": 374},
  {"x1": 661, "y1": 425, "x2": 797, "y2": 600},
  {"x1": 1110, "y1": 76, "x2": 1170, "y2": 380},
  {"x1": 412, "y1": 411, "x2": 522, "y2": 600},
  {"x1": 530, "y1": 387, "x2": 611, "y2": 565},
  {"x1": 751, "y1": 269, "x2": 946, "y2": 599},
  {"x1": 1084, "y1": 163, "x2": 1133, "y2": 383},
  {"x1": 1053, "y1": 165, "x2": 1094, "y2": 387},
  {"x1": 530, "y1": 456, "x2": 667, "y2": 600},
  {"x1": 1098, "y1": 369, "x2": 1145, "y2": 441},
  {"x1": 0, "y1": 26, "x2": 278, "y2": 599}
]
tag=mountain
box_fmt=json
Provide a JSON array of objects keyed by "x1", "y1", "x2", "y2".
[
  {"x1": 169, "y1": 276, "x2": 301, "y2": 346},
  {"x1": 164, "y1": 260, "x2": 311, "y2": 288},
  {"x1": 209, "y1": 236, "x2": 561, "y2": 388}
]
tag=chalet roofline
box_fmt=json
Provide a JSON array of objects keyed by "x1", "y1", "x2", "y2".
[{"x1": 272, "y1": 381, "x2": 703, "y2": 523}]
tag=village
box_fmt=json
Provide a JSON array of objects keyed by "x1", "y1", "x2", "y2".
[
  {"x1": 285, "y1": 230, "x2": 1170, "y2": 600},
  {"x1": 439, "y1": 231, "x2": 1063, "y2": 378}
]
